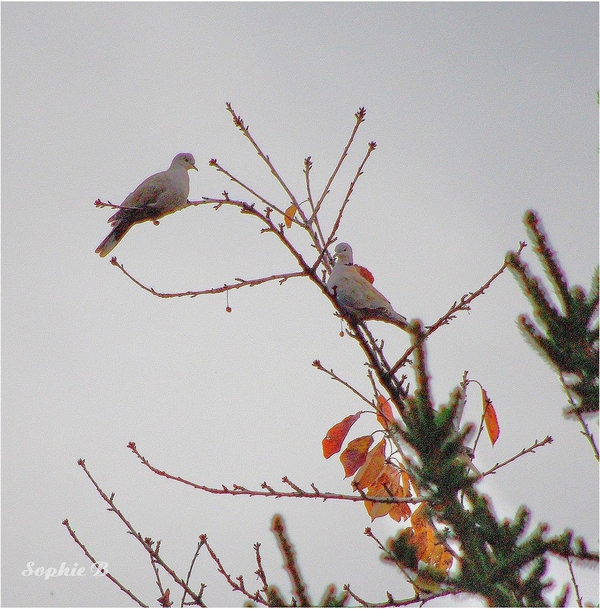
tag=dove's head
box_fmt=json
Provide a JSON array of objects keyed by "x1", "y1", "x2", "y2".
[
  {"x1": 334, "y1": 242, "x2": 354, "y2": 265},
  {"x1": 172, "y1": 153, "x2": 198, "y2": 171}
]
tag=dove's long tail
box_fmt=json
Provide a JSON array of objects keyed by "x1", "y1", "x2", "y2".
[
  {"x1": 95, "y1": 221, "x2": 133, "y2": 258},
  {"x1": 389, "y1": 310, "x2": 408, "y2": 325}
]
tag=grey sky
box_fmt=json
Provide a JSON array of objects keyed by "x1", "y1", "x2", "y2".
[{"x1": 2, "y1": 2, "x2": 598, "y2": 607}]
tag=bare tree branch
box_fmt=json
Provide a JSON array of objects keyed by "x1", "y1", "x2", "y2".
[
  {"x1": 127, "y1": 442, "x2": 426, "y2": 506},
  {"x1": 200, "y1": 534, "x2": 268, "y2": 606},
  {"x1": 323, "y1": 140, "x2": 377, "y2": 250},
  {"x1": 480, "y1": 436, "x2": 553, "y2": 477},
  {"x1": 62, "y1": 519, "x2": 148, "y2": 608},
  {"x1": 226, "y1": 102, "x2": 299, "y2": 209},
  {"x1": 389, "y1": 242, "x2": 527, "y2": 375},
  {"x1": 74, "y1": 459, "x2": 207, "y2": 607},
  {"x1": 109, "y1": 256, "x2": 306, "y2": 299},
  {"x1": 312, "y1": 107, "x2": 367, "y2": 221}
]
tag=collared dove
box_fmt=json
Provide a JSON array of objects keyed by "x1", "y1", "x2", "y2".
[
  {"x1": 95, "y1": 153, "x2": 198, "y2": 257},
  {"x1": 326, "y1": 242, "x2": 408, "y2": 327}
]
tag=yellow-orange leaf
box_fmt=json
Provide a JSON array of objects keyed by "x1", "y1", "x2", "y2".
[
  {"x1": 437, "y1": 548, "x2": 454, "y2": 574},
  {"x1": 355, "y1": 264, "x2": 375, "y2": 284},
  {"x1": 390, "y1": 467, "x2": 412, "y2": 521},
  {"x1": 376, "y1": 395, "x2": 395, "y2": 430},
  {"x1": 410, "y1": 503, "x2": 429, "y2": 535},
  {"x1": 412, "y1": 573, "x2": 441, "y2": 594},
  {"x1": 365, "y1": 480, "x2": 393, "y2": 520},
  {"x1": 481, "y1": 387, "x2": 500, "y2": 446},
  {"x1": 364, "y1": 465, "x2": 396, "y2": 520},
  {"x1": 284, "y1": 204, "x2": 297, "y2": 228},
  {"x1": 353, "y1": 438, "x2": 386, "y2": 490},
  {"x1": 413, "y1": 545, "x2": 453, "y2": 593},
  {"x1": 407, "y1": 504, "x2": 454, "y2": 576},
  {"x1": 322, "y1": 412, "x2": 361, "y2": 458},
  {"x1": 367, "y1": 465, "x2": 412, "y2": 522},
  {"x1": 389, "y1": 499, "x2": 412, "y2": 522},
  {"x1": 340, "y1": 435, "x2": 373, "y2": 478},
  {"x1": 402, "y1": 469, "x2": 415, "y2": 497}
]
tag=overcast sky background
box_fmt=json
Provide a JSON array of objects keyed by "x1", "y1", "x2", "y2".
[{"x1": 2, "y1": 2, "x2": 598, "y2": 607}]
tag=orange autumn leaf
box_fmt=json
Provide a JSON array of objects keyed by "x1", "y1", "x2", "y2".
[
  {"x1": 389, "y1": 498, "x2": 413, "y2": 522},
  {"x1": 340, "y1": 435, "x2": 373, "y2": 477},
  {"x1": 402, "y1": 469, "x2": 415, "y2": 497},
  {"x1": 366, "y1": 465, "x2": 412, "y2": 522},
  {"x1": 353, "y1": 438, "x2": 386, "y2": 490},
  {"x1": 481, "y1": 387, "x2": 500, "y2": 446},
  {"x1": 391, "y1": 468, "x2": 413, "y2": 521},
  {"x1": 355, "y1": 264, "x2": 374, "y2": 284},
  {"x1": 410, "y1": 503, "x2": 436, "y2": 561},
  {"x1": 410, "y1": 503, "x2": 429, "y2": 534},
  {"x1": 365, "y1": 490, "x2": 393, "y2": 520},
  {"x1": 437, "y1": 547, "x2": 454, "y2": 573},
  {"x1": 284, "y1": 204, "x2": 297, "y2": 228},
  {"x1": 364, "y1": 464, "x2": 397, "y2": 520},
  {"x1": 322, "y1": 412, "x2": 361, "y2": 458},
  {"x1": 408, "y1": 504, "x2": 454, "y2": 576},
  {"x1": 376, "y1": 395, "x2": 395, "y2": 430}
]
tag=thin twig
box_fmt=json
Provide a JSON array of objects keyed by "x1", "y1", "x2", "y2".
[
  {"x1": 110, "y1": 256, "x2": 306, "y2": 299},
  {"x1": 303, "y1": 157, "x2": 330, "y2": 263},
  {"x1": 390, "y1": 243, "x2": 527, "y2": 375},
  {"x1": 566, "y1": 556, "x2": 583, "y2": 607},
  {"x1": 127, "y1": 442, "x2": 425, "y2": 506},
  {"x1": 181, "y1": 540, "x2": 206, "y2": 607},
  {"x1": 207, "y1": 159, "x2": 290, "y2": 219},
  {"x1": 481, "y1": 436, "x2": 553, "y2": 477},
  {"x1": 74, "y1": 459, "x2": 206, "y2": 607},
  {"x1": 62, "y1": 519, "x2": 148, "y2": 607},
  {"x1": 200, "y1": 534, "x2": 267, "y2": 605},
  {"x1": 226, "y1": 102, "x2": 299, "y2": 208},
  {"x1": 560, "y1": 373, "x2": 599, "y2": 461},
  {"x1": 150, "y1": 551, "x2": 169, "y2": 604},
  {"x1": 312, "y1": 359, "x2": 375, "y2": 407},
  {"x1": 312, "y1": 107, "x2": 367, "y2": 221},
  {"x1": 324, "y1": 140, "x2": 377, "y2": 250}
]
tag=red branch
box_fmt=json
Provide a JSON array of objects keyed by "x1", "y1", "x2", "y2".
[
  {"x1": 109, "y1": 255, "x2": 306, "y2": 299},
  {"x1": 390, "y1": 242, "x2": 527, "y2": 375},
  {"x1": 127, "y1": 442, "x2": 425, "y2": 506}
]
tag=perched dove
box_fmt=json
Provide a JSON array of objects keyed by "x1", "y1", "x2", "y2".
[
  {"x1": 95, "y1": 153, "x2": 198, "y2": 257},
  {"x1": 326, "y1": 242, "x2": 408, "y2": 327}
]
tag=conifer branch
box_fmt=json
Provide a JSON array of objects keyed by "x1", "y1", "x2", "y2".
[
  {"x1": 271, "y1": 515, "x2": 311, "y2": 606},
  {"x1": 508, "y1": 210, "x2": 599, "y2": 457}
]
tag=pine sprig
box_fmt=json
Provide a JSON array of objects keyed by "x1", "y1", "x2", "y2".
[{"x1": 507, "y1": 210, "x2": 599, "y2": 436}]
